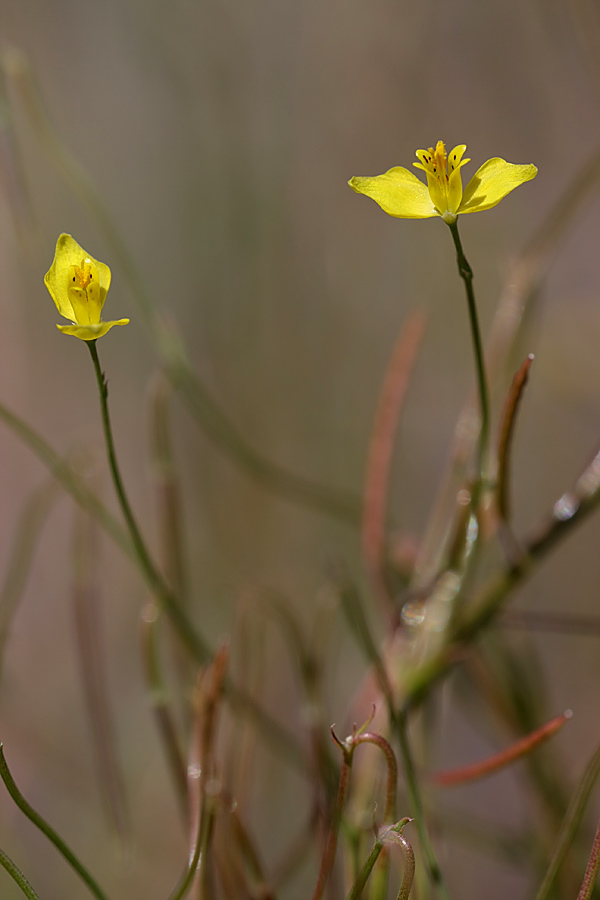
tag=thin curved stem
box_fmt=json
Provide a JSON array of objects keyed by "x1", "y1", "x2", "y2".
[
  {"x1": 346, "y1": 840, "x2": 384, "y2": 900},
  {"x1": 447, "y1": 220, "x2": 490, "y2": 486},
  {"x1": 0, "y1": 745, "x2": 110, "y2": 900},
  {"x1": 346, "y1": 820, "x2": 414, "y2": 900},
  {"x1": 87, "y1": 340, "x2": 210, "y2": 663},
  {"x1": 385, "y1": 828, "x2": 415, "y2": 900},
  {"x1": 87, "y1": 342, "x2": 309, "y2": 773},
  {"x1": 354, "y1": 732, "x2": 398, "y2": 823},
  {"x1": 0, "y1": 846, "x2": 41, "y2": 900}
]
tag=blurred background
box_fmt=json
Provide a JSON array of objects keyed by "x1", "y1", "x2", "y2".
[{"x1": 0, "y1": 0, "x2": 600, "y2": 898}]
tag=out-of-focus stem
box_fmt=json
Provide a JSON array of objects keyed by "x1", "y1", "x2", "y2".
[
  {"x1": 88, "y1": 314, "x2": 312, "y2": 778},
  {"x1": 404, "y1": 444, "x2": 600, "y2": 710},
  {"x1": 534, "y1": 742, "x2": 600, "y2": 900},
  {"x1": 0, "y1": 479, "x2": 59, "y2": 677},
  {"x1": 73, "y1": 499, "x2": 128, "y2": 840},
  {"x1": 0, "y1": 399, "x2": 132, "y2": 558},
  {"x1": 496, "y1": 354, "x2": 534, "y2": 521},
  {"x1": 431, "y1": 711, "x2": 571, "y2": 788},
  {"x1": 396, "y1": 714, "x2": 450, "y2": 900},
  {"x1": 311, "y1": 735, "x2": 354, "y2": 900},
  {"x1": 140, "y1": 603, "x2": 189, "y2": 823},
  {"x1": 229, "y1": 806, "x2": 277, "y2": 900},
  {"x1": 362, "y1": 312, "x2": 427, "y2": 613},
  {"x1": 0, "y1": 394, "x2": 306, "y2": 776},
  {"x1": 150, "y1": 374, "x2": 189, "y2": 605}
]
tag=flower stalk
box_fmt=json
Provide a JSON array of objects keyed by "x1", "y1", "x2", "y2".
[
  {"x1": 86, "y1": 339, "x2": 210, "y2": 664},
  {"x1": 447, "y1": 220, "x2": 490, "y2": 486}
]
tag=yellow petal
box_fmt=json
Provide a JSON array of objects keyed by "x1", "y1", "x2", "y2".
[
  {"x1": 348, "y1": 168, "x2": 436, "y2": 218},
  {"x1": 446, "y1": 145, "x2": 470, "y2": 216},
  {"x1": 45, "y1": 234, "x2": 111, "y2": 321},
  {"x1": 56, "y1": 319, "x2": 130, "y2": 342},
  {"x1": 460, "y1": 158, "x2": 537, "y2": 214}
]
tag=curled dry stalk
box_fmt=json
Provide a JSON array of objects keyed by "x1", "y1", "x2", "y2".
[
  {"x1": 312, "y1": 715, "x2": 410, "y2": 900},
  {"x1": 495, "y1": 353, "x2": 535, "y2": 524},
  {"x1": 431, "y1": 710, "x2": 572, "y2": 788}
]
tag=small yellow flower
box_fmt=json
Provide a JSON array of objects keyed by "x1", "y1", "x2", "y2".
[
  {"x1": 44, "y1": 234, "x2": 129, "y2": 341},
  {"x1": 349, "y1": 140, "x2": 537, "y2": 225}
]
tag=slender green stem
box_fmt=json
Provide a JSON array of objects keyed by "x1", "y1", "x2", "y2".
[
  {"x1": 396, "y1": 714, "x2": 451, "y2": 900},
  {"x1": 0, "y1": 388, "x2": 306, "y2": 775},
  {"x1": 0, "y1": 846, "x2": 41, "y2": 900},
  {"x1": 0, "y1": 745, "x2": 110, "y2": 900},
  {"x1": 448, "y1": 221, "x2": 490, "y2": 485},
  {"x1": 346, "y1": 840, "x2": 384, "y2": 900},
  {"x1": 86, "y1": 340, "x2": 210, "y2": 663},
  {"x1": 87, "y1": 342, "x2": 162, "y2": 595},
  {"x1": 86, "y1": 343, "x2": 310, "y2": 772},
  {"x1": 166, "y1": 797, "x2": 207, "y2": 900},
  {"x1": 347, "y1": 820, "x2": 414, "y2": 900}
]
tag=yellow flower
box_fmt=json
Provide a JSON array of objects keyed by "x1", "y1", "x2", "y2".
[
  {"x1": 348, "y1": 141, "x2": 537, "y2": 225},
  {"x1": 44, "y1": 234, "x2": 129, "y2": 341}
]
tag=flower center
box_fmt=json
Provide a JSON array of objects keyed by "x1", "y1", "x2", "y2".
[
  {"x1": 67, "y1": 258, "x2": 103, "y2": 325},
  {"x1": 69, "y1": 258, "x2": 97, "y2": 291},
  {"x1": 413, "y1": 141, "x2": 469, "y2": 223}
]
